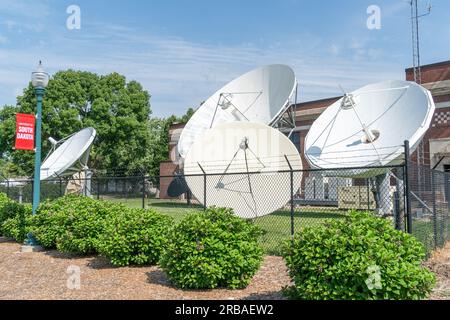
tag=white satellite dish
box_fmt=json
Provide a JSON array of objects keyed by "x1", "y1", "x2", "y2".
[
  {"x1": 183, "y1": 122, "x2": 302, "y2": 219},
  {"x1": 178, "y1": 64, "x2": 297, "y2": 158},
  {"x1": 304, "y1": 80, "x2": 435, "y2": 177},
  {"x1": 40, "y1": 127, "x2": 96, "y2": 180}
]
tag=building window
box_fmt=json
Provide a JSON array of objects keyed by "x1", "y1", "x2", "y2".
[
  {"x1": 444, "y1": 165, "x2": 450, "y2": 173},
  {"x1": 290, "y1": 132, "x2": 301, "y2": 152}
]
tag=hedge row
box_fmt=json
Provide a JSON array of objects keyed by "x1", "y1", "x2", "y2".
[
  {"x1": 0, "y1": 194, "x2": 264, "y2": 289},
  {"x1": 0, "y1": 193, "x2": 435, "y2": 298},
  {"x1": 1, "y1": 195, "x2": 175, "y2": 267}
]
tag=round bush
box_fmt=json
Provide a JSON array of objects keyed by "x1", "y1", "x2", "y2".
[
  {"x1": 0, "y1": 193, "x2": 32, "y2": 242},
  {"x1": 32, "y1": 195, "x2": 123, "y2": 254},
  {"x1": 1, "y1": 203, "x2": 32, "y2": 242},
  {"x1": 282, "y1": 211, "x2": 435, "y2": 300},
  {"x1": 159, "y1": 207, "x2": 264, "y2": 289},
  {"x1": 30, "y1": 198, "x2": 69, "y2": 248},
  {"x1": 96, "y1": 208, "x2": 173, "y2": 267},
  {"x1": 0, "y1": 193, "x2": 14, "y2": 228}
]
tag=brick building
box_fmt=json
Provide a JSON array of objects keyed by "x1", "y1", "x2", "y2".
[
  {"x1": 159, "y1": 60, "x2": 450, "y2": 199},
  {"x1": 405, "y1": 61, "x2": 450, "y2": 171}
]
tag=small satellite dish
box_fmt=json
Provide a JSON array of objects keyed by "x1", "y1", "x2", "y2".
[
  {"x1": 183, "y1": 122, "x2": 302, "y2": 218},
  {"x1": 304, "y1": 80, "x2": 435, "y2": 177},
  {"x1": 177, "y1": 64, "x2": 297, "y2": 158},
  {"x1": 167, "y1": 174, "x2": 189, "y2": 198},
  {"x1": 40, "y1": 127, "x2": 96, "y2": 180}
]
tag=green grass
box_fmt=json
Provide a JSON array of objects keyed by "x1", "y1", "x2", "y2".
[
  {"x1": 411, "y1": 217, "x2": 450, "y2": 256},
  {"x1": 101, "y1": 196, "x2": 348, "y2": 255}
]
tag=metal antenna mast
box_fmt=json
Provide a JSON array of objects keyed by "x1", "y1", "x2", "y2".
[
  {"x1": 410, "y1": 0, "x2": 431, "y2": 198},
  {"x1": 410, "y1": 0, "x2": 431, "y2": 84}
]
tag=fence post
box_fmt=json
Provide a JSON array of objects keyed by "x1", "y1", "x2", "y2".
[
  {"x1": 285, "y1": 156, "x2": 295, "y2": 236},
  {"x1": 431, "y1": 170, "x2": 438, "y2": 249},
  {"x1": 142, "y1": 175, "x2": 146, "y2": 209},
  {"x1": 445, "y1": 173, "x2": 450, "y2": 245},
  {"x1": 366, "y1": 179, "x2": 370, "y2": 211},
  {"x1": 59, "y1": 178, "x2": 63, "y2": 197},
  {"x1": 186, "y1": 189, "x2": 191, "y2": 206},
  {"x1": 404, "y1": 140, "x2": 413, "y2": 234},
  {"x1": 6, "y1": 179, "x2": 9, "y2": 198},
  {"x1": 446, "y1": 173, "x2": 450, "y2": 211},
  {"x1": 197, "y1": 163, "x2": 207, "y2": 210},
  {"x1": 394, "y1": 191, "x2": 403, "y2": 230},
  {"x1": 96, "y1": 177, "x2": 100, "y2": 200}
]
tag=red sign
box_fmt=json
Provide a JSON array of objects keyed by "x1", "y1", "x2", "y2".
[{"x1": 15, "y1": 113, "x2": 35, "y2": 151}]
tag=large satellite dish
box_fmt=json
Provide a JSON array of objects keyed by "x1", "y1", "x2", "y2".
[
  {"x1": 304, "y1": 80, "x2": 435, "y2": 177},
  {"x1": 40, "y1": 127, "x2": 96, "y2": 180},
  {"x1": 178, "y1": 64, "x2": 297, "y2": 158},
  {"x1": 183, "y1": 122, "x2": 302, "y2": 218}
]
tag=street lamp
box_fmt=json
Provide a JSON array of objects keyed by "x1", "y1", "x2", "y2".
[
  {"x1": 31, "y1": 61, "x2": 49, "y2": 214},
  {"x1": 24, "y1": 62, "x2": 48, "y2": 248}
]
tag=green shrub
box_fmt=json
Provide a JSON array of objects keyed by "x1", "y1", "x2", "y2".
[
  {"x1": 0, "y1": 192, "x2": 9, "y2": 208},
  {"x1": 0, "y1": 193, "x2": 13, "y2": 228},
  {"x1": 1, "y1": 203, "x2": 32, "y2": 242},
  {"x1": 30, "y1": 198, "x2": 72, "y2": 248},
  {"x1": 282, "y1": 211, "x2": 435, "y2": 300},
  {"x1": 96, "y1": 208, "x2": 173, "y2": 267},
  {"x1": 0, "y1": 193, "x2": 33, "y2": 241},
  {"x1": 31, "y1": 195, "x2": 122, "y2": 254},
  {"x1": 159, "y1": 207, "x2": 264, "y2": 289},
  {"x1": 55, "y1": 196, "x2": 123, "y2": 254}
]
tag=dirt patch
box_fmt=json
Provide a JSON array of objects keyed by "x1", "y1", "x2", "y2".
[
  {"x1": 425, "y1": 242, "x2": 450, "y2": 300},
  {"x1": 0, "y1": 238, "x2": 290, "y2": 300}
]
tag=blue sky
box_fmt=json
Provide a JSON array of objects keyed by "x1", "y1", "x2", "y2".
[{"x1": 0, "y1": 0, "x2": 449, "y2": 117}]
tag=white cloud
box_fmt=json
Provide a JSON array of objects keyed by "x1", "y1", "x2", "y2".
[
  {"x1": 0, "y1": 35, "x2": 8, "y2": 44},
  {"x1": 0, "y1": 18, "x2": 405, "y2": 116}
]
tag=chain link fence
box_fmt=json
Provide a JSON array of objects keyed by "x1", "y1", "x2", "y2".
[
  {"x1": 1, "y1": 163, "x2": 448, "y2": 255},
  {"x1": 408, "y1": 162, "x2": 450, "y2": 254}
]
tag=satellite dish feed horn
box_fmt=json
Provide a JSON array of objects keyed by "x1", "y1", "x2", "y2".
[{"x1": 48, "y1": 137, "x2": 58, "y2": 147}]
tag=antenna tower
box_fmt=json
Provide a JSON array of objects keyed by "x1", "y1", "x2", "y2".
[{"x1": 410, "y1": 0, "x2": 431, "y2": 84}]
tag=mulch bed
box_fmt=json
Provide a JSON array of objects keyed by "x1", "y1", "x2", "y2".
[
  {"x1": 0, "y1": 237, "x2": 290, "y2": 300},
  {"x1": 2, "y1": 236, "x2": 449, "y2": 300}
]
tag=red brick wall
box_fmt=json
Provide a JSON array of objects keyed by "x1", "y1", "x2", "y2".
[
  {"x1": 295, "y1": 97, "x2": 341, "y2": 111},
  {"x1": 406, "y1": 61, "x2": 450, "y2": 82},
  {"x1": 434, "y1": 94, "x2": 450, "y2": 103},
  {"x1": 159, "y1": 161, "x2": 179, "y2": 199}
]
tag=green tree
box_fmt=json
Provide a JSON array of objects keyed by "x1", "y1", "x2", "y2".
[
  {"x1": 147, "y1": 107, "x2": 196, "y2": 178},
  {"x1": 180, "y1": 107, "x2": 195, "y2": 123},
  {"x1": 0, "y1": 70, "x2": 152, "y2": 176}
]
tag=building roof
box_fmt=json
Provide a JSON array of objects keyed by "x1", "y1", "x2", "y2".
[{"x1": 405, "y1": 60, "x2": 450, "y2": 72}]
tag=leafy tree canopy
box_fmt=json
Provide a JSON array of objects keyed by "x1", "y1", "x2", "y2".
[
  {"x1": 0, "y1": 69, "x2": 197, "y2": 179},
  {"x1": 0, "y1": 70, "x2": 152, "y2": 176}
]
